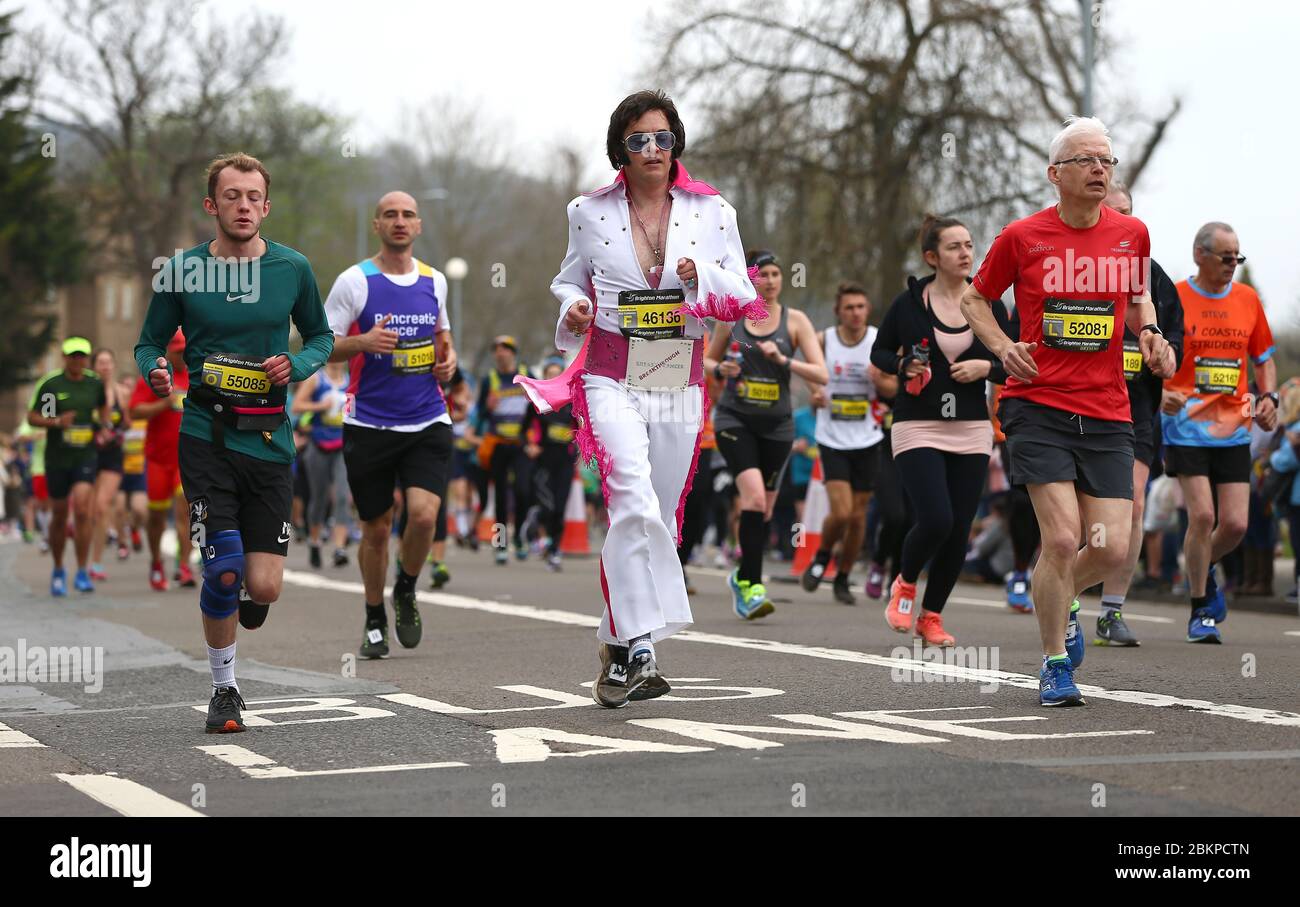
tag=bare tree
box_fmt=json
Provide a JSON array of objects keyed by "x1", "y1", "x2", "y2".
[{"x1": 653, "y1": 0, "x2": 1181, "y2": 315}]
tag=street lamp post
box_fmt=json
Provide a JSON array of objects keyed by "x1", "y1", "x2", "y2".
[{"x1": 444, "y1": 256, "x2": 468, "y2": 347}]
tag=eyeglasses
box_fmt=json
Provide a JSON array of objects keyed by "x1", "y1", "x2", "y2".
[
  {"x1": 624, "y1": 131, "x2": 675, "y2": 154},
  {"x1": 1206, "y1": 252, "x2": 1247, "y2": 266},
  {"x1": 1052, "y1": 155, "x2": 1119, "y2": 170}
]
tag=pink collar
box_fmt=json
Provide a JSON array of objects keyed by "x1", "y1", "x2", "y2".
[{"x1": 582, "y1": 163, "x2": 719, "y2": 198}]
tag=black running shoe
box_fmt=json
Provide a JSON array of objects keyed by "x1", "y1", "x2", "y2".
[
  {"x1": 393, "y1": 587, "x2": 423, "y2": 648},
  {"x1": 592, "y1": 643, "x2": 630, "y2": 709},
  {"x1": 205, "y1": 686, "x2": 247, "y2": 734},
  {"x1": 238, "y1": 588, "x2": 269, "y2": 630},
  {"x1": 832, "y1": 576, "x2": 856, "y2": 605},
  {"x1": 309, "y1": 545, "x2": 322, "y2": 568},
  {"x1": 626, "y1": 651, "x2": 671, "y2": 702},
  {"x1": 332, "y1": 548, "x2": 349, "y2": 568},
  {"x1": 801, "y1": 560, "x2": 827, "y2": 593},
  {"x1": 361, "y1": 618, "x2": 389, "y2": 659}
]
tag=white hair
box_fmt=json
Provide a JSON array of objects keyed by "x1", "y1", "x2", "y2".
[{"x1": 1048, "y1": 116, "x2": 1112, "y2": 165}]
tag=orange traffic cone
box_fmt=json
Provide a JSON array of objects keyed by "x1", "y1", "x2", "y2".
[
  {"x1": 559, "y1": 467, "x2": 591, "y2": 555},
  {"x1": 791, "y1": 455, "x2": 836, "y2": 579},
  {"x1": 476, "y1": 493, "x2": 496, "y2": 544}
]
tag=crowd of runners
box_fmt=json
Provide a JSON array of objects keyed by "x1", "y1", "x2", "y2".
[{"x1": 0, "y1": 89, "x2": 1290, "y2": 727}]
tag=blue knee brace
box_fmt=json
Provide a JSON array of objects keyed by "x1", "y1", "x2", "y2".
[{"x1": 199, "y1": 530, "x2": 243, "y2": 618}]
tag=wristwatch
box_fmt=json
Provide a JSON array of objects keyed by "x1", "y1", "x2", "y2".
[
  {"x1": 1140, "y1": 323, "x2": 1162, "y2": 336},
  {"x1": 1263, "y1": 391, "x2": 1280, "y2": 408},
  {"x1": 713, "y1": 363, "x2": 724, "y2": 380}
]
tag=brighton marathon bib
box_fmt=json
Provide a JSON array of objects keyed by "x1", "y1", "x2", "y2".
[
  {"x1": 830, "y1": 393, "x2": 870, "y2": 421},
  {"x1": 392, "y1": 335, "x2": 435, "y2": 376},
  {"x1": 1123, "y1": 339, "x2": 1143, "y2": 381},
  {"x1": 198, "y1": 353, "x2": 284, "y2": 432},
  {"x1": 322, "y1": 410, "x2": 345, "y2": 427},
  {"x1": 1193, "y1": 356, "x2": 1242, "y2": 395},
  {"x1": 624, "y1": 337, "x2": 693, "y2": 390},
  {"x1": 546, "y1": 423, "x2": 574, "y2": 444},
  {"x1": 737, "y1": 376, "x2": 781, "y2": 407},
  {"x1": 64, "y1": 425, "x2": 94, "y2": 448},
  {"x1": 618, "y1": 289, "x2": 686, "y2": 341},
  {"x1": 1041, "y1": 298, "x2": 1114, "y2": 352},
  {"x1": 171, "y1": 390, "x2": 187, "y2": 411}
]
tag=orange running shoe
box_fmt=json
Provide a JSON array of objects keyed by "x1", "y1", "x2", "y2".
[
  {"x1": 885, "y1": 576, "x2": 918, "y2": 632},
  {"x1": 915, "y1": 609, "x2": 955, "y2": 647},
  {"x1": 149, "y1": 561, "x2": 168, "y2": 592}
]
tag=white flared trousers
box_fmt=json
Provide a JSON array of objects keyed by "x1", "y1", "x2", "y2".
[{"x1": 583, "y1": 375, "x2": 702, "y2": 646}]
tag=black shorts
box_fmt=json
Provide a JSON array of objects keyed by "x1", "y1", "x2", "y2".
[
  {"x1": 96, "y1": 444, "x2": 124, "y2": 474},
  {"x1": 820, "y1": 443, "x2": 882, "y2": 493},
  {"x1": 715, "y1": 424, "x2": 792, "y2": 492},
  {"x1": 1164, "y1": 444, "x2": 1252, "y2": 485},
  {"x1": 179, "y1": 434, "x2": 293, "y2": 556},
  {"x1": 343, "y1": 422, "x2": 453, "y2": 522},
  {"x1": 998, "y1": 397, "x2": 1134, "y2": 500},
  {"x1": 1132, "y1": 412, "x2": 1156, "y2": 468},
  {"x1": 45, "y1": 458, "x2": 97, "y2": 500}
]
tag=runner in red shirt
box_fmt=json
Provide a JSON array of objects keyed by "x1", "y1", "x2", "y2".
[
  {"x1": 128, "y1": 330, "x2": 193, "y2": 591},
  {"x1": 961, "y1": 116, "x2": 1174, "y2": 707}
]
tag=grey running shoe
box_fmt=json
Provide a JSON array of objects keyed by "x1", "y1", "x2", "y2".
[
  {"x1": 1095, "y1": 611, "x2": 1140, "y2": 647},
  {"x1": 592, "y1": 643, "x2": 630, "y2": 709},
  {"x1": 393, "y1": 587, "x2": 423, "y2": 648},
  {"x1": 205, "y1": 686, "x2": 247, "y2": 734},
  {"x1": 626, "y1": 650, "x2": 671, "y2": 702},
  {"x1": 360, "y1": 618, "x2": 390, "y2": 659}
]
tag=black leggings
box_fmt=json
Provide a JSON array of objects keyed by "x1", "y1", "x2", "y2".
[
  {"x1": 871, "y1": 441, "x2": 909, "y2": 576},
  {"x1": 895, "y1": 448, "x2": 989, "y2": 613},
  {"x1": 1008, "y1": 485, "x2": 1040, "y2": 572},
  {"x1": 678, "y1": 463, "x2": 717, "y2": 565},
  {"x1": 534, "y1": 448, "x2": 577, "y2": 554},
  {"x1": 490, "y1": 443, "x2": 532, "y2": 545}
]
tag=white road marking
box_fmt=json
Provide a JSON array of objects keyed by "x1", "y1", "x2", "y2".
[
  {"x1": 279, "y1": 569, "x2": 1300, "y2": 728},
  {"x1": 0, "y1": 721, "x2": 45, "y2": 748},
  {"x1": 837, "y1": 707, "x2": 1154, "y2": 741},
  {"x1": 1286, "y1": 631, "x2": 1300, "y2": 637},
  {"x1": 188, "y1": 697, "x2": 394, "y2": 727},
  {"x1": 946, "y1": 595, "x2": 1173, "y2": 624},
  {"x1": 1017, "y1": 749, "x2": 1300, "y2": 767},
  {"x1": 55, "y1": 773, "x2": 204, "y2": 817},
  {"x1": 383, "y1": 681, "x2": 786, "y2": 716},
  {"x1": 490, "y1": 727, "x2": 711, "y2": 764},
  {"x1": 628, "y1": 715, "x2": 945, "y2": 749},
  {"x1": 196, "y1": 744, "x2": 465, "y2": 778}
]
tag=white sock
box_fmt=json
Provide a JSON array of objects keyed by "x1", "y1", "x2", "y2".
[
  {"x1": 629, "y1": 634, "x2": 654, "y2": 660},
  {"x1": 208, "y1": 642, "x2": 237, "y2": 691}
]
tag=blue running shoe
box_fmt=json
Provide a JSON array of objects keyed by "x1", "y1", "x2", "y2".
[
  {"x1": 1006, "y1": 571, "x2": 1033, "y2": 612},
  {"x1": 74, "y1": 568, "x2": 95, "y2": 594},
  {"x1": 50, "y1": 567, "x2": 67, "y2": 597},
  {"x1": 1187, "y1": 608, "x2": 1222, "y2": 644},
  {"x1": 728, "y1": 569, "x2": 751, "y2": 620},
  {"x1": 740, "y1": 582, "x2": 775, "y2": 620},
  {"x1": 1204, "y1": 565, "x2": 1227, "y2": 624},
  {"x1": 1065, "y1": 599, "x2": 1084, "y2": 667},
  {"x1": 1039, "y1": 656, "x2": 1085, "y2": 706}
]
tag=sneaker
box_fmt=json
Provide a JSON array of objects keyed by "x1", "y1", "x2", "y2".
[
  {"x1": 832, "y1": 575, "x2": 856, "y2": 605},
  {"x1": 360, "y1": 618, "x2": 390, "y2": 659},
  {"x1": 728, "y1": 569, "x2": 750, "y2": 618},
  {"x1": 1187, "y1": 608, "x2": 1222, "y2": 644},
  {"x1": 50, "y1": 567, "x2": 67, "y2": 597},
  {"x1": 626, "y1": 650, "x2": 671, "y2": 701},
  {"x1": 801, "y1": 559, "x2": 827, "y2": 592},
  {"x1": 309, "y1": 545, "x2": 322, "y2": 569},
  {"x1": 1065, "y1": 600, "x2": 1084, "y2": 668},
  {"x1": 238, "y1": 588, "x2": 270, "y2": 630},
  {"x1": 1095, "y1": 610, "x2": 1140, "y2": 647},
  {"x1": 1286, "y1": 586, "x2": 1299, "y2": 606},
  {"x1": 1006, "y1": 571, "x2": 1033, "y2": 612},
  {"x1": 178, "y1": 563, "x2": 196, "y2": 588},
  {"x1": 130, "y1": 527, "x2": 142, "y2": 552},
  {"x1": 915, "y1": 610, "x2": 955, "y2": 647},
  {"x1": 514, "y1": 542, "x2": 528, "y2": 562},
  {"x1": 116, "y1": 544, "x2": 130, "y2": 561},
  {"x1": 332, "y1": 548, "x2": 349, "y2": 568},
  {"x1": 742, "y1": 582, "x2": 775, "y2": 620},
  {"x1": 430, "y1": 561, "x2": 451, "y2": 589},
  {"x1": 205, "y1": 686, "x2": 247, "y2": 733},
  {"x1": 592, "y1": 643, "x2": 630, "y2": 709},
  {"x1": 865, "y1": 564, "x2": 885, "y2": 599},
  {"x1": 494, "y1": 547, "x2": 508, "y2": 566},
  {"x1": 393, "y1": 587, "x2": 423, "y2": 648},
  {"x1": 89, "y1": 563, "x2": 107, "y2": 582},
  {"x1": 1039, "y1": 658, "x2": 1085, "y2": 707},
  {"x1": 74, "y1": 569, "x2": 94, "y2": 594},
  {"x1": 546, "y1": 552, "x2": 563, "y2": 573},
  {"x1": 149, "y1": 561, "x2": 168, "y2": 592},
  {"x1": 1204, "y1": 566, "x2": 1227, "y2": 624},
  {"x1": 885, "y1": 576, "x2": 918, "y2": 632}
]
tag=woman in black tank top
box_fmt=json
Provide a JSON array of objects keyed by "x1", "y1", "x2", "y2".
[
  {"x1": 703, "y1": 250, "x2": 827, "y2": 619},
  {"x1": 89, "y1": 348, "x2": 126, "y2": 580}
]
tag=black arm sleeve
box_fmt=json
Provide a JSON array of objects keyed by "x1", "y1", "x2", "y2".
[
  {"x1": 870, "y1": 295, "x2": 905, "y2": 375},
  {"x1": 985, "y1": 298, "x2": 1013, "y2": 385},
  {"x1": 1152, "y1": 260, "x2": 1184, "y2": 370}
]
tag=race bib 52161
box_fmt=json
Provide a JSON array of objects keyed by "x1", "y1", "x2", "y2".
[{"x1": 1194, "y1": 356, "x2": 1242, "y2": 395}]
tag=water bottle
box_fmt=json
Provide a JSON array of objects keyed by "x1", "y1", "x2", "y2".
[
  {"x1": 726, "y1": 341, "x2": 744, "y2": 391},
  {"x1": 906, "y1": 338, "x2": 931, "y2": 395}
]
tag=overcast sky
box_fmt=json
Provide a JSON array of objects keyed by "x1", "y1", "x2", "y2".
[{"x1": 21, "y1": 0, "x2": 1300, "y2": 325}]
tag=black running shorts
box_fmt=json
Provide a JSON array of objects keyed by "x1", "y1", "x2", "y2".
[
  {"x1": 343, "y1": 422, "x2": 453, "y2": 522},
  {"x1": 998, "y1": 397, "x2": 1134, "y2": 500},
  {"x1": 819, "y1": 442, "x2": 881, "y2": 493},
  {"x1": 179, "y1": 434, "x2": 294, "y2": 555}
]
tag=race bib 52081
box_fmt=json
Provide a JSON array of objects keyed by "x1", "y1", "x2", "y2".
[{"x1": 1041, "y1": 298, "x2": 1114, "y2": 353}]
